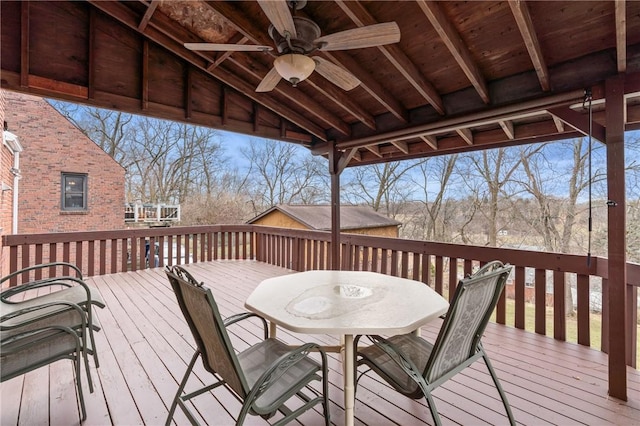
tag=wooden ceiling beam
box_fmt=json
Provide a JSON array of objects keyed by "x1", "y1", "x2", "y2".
[
  {"x1": 335, "y1": 0, "x2": 445, "y2": 115},
  {"x1": 416, "y1": 0, "x2": 490, "y2": 104},
  {"x1": 547, "y1": 106, "x2": 606, "y2": 143},
  {"x1": 87, "y1": 0, "x2": 328, "y2": 140},
  {"x1": 509, "y1": 0, "x2": 550, "y2": 92},
  {"x1": 204, "y1": 1, "x2": 375, "y2": 131},
  {"x1": 334, "y1": 88, "x2": 586, "y2": 151},
  {"x1": 420, "y1": 135, "x2": 438, "y2": 150},
  {"x1": 365, "y1": 144, "x2": 383, "y2": 157},
  {"x1": 391, "y1": 140, "x2": 409, "y2": 154},
  {"x1": 615, "y1": 0, "x2": 627, "y2": 72},
  {"x1": 321, "y1": 50, "x2": 409, "y2": 123},
  {"x1": 499, "y1": 120, "x2": 515, "y2": 140},
  {"x1": 20, "y1": 1, "x2": 29, "y2": 88},
  {"x1": 138, "y1": 0, "x2": 159, "y2": 31},
  {"x1": 552, "y1": 115, "x2": 565, "y2": 132},
  {"x1": 456, "y1": 128, "x2": 473, "y2": 145},
  {"x1": 207, "y1": 34, "x2": 249, "y2": 71}
]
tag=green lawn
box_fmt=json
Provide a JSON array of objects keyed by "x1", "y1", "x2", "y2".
[{"x1": 491, "y1": 299, "x2": 640, "y2": 367}]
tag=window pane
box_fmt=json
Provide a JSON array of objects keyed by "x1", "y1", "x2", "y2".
[
  {"x1": 65, "y1": 193, "x2": 85, "y2": 209},
  {"x1": 62, "y1": 174, "x2": 87, "y2": 210}
]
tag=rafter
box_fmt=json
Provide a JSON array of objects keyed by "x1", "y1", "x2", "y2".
[
  {"x1": 509, "y1": 0, "x2": 550, "y2": 91},
  {"x1": 615, "y1": 0, "x2": 627, "y2": 72},
  {"x1": 320, "y1": 50, "x2": 408, "y2": 123},
  {"x1": 138, "y1": 0, "x2": 159, "y2": 31},
  {"x1": 456, "y1": 128, "x2": 473, "y2": 145},
  {"x1": 391, "y1": 140, "x2": 409, "y2": 154},
  {"x1": 365, "y1": 144, "x2": 382, "y2": 157},
  {"x1": 335, "y1": 0, "x2": 445, "y2": 115},
  {"x1": 207, "y1": 34, "x2": 249, "y2": 71},
  {"x1": 420, "y1": 135, "x2": 438, "y2": 150},
  {"x1": 499, "y1": 120, "x2": 515, "y2": 140},
  {"x1": 552, "y1": 115, "x2": 565, "y2": 132},
  {"x1": 548, "y1": 106, "x2": 606, "y2": 143},
  {"x1": 416, "y1": 0, "x2": 489, "y2": 104}
]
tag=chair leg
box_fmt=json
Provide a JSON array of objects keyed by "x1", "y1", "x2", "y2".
[
  {"x1": 166, "y1": 351, "x2": 200, "y2": 426},
  {"x1": 320, "y1": 350, "x2": 331, "y2": 426},
  {"x1": 73, "y1": 344, "x2": 87, "y2": 421},
  {"x1": 483, "y1": 352, "x2": 516, "y2": 426},
  {"x1": 424, "y1": 392, "x2": 442, "y2": 426}
]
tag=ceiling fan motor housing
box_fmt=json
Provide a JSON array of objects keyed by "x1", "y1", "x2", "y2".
[{"x1": 269, "y1": 16, "x2": 321, "y2": 54}]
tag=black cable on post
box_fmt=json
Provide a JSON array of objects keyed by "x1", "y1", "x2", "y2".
[{"x1": 584, "y1": 88, "x2": 593, "y2": 267}]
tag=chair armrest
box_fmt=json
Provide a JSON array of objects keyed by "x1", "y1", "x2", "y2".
[
  {"x1": 1, "y1": 324, "x2": 81, "y2": 351},
  {"x1": 1, "y1": 301, "x2": 88, "y2": 332},
  {"x1": 224, "y1": 312, "x2": 269, "y2": 340},
  {"x1": 365, "y1": 335, "x2": 428, "y2": 388},
  {"x1": 1, "y1": 276, "x2": 94, "y2": 306},
  {"x1": 1, "y1": 262, "x2": 83, "y2": 286}
]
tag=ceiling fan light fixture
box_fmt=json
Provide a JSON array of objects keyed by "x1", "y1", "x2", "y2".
[{"x1": 273, "y1": 54, "x2": 315, "y2": 87}]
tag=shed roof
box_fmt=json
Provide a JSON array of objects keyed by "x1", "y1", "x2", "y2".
[{"x1": 248, "y1": 204, "x2": 401, "y2": 231}]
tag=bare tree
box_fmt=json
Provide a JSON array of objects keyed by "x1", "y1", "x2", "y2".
[
  {"x1": 403, "y1": 155, "x2": 458, "y2": 241},
  {"x1": 514, "y1": 139, "x2": 607, "y2": 253},
  {"x1": 458, "y1": 148, "x2": 523, "y2": 247},
  {"x1": 342, "y1": 160, "x2": 425, "y2": 219},
  {"x1": 241, "y1": 139, "x2": 328, "y2": 211}
]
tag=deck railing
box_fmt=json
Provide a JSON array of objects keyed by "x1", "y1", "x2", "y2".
[{"x1": 3, "y1": 224, "x2": 639, "y2": 366}]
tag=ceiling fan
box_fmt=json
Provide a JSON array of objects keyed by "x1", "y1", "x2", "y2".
[{"x1": 184, "y1": 0, "x2": 401, "y2": 92}]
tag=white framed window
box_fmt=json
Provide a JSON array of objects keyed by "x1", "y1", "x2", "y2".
[{"x1": 61, "y1": 173, "x2": 88, "y2": 211}]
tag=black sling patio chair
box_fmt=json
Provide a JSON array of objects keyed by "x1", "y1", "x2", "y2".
[
  {"x1": 165, "y1": 265, "x2": 331, "y2": 426},
  {"x1": 1, "y1": 301, "x2": 93, "y2": 421},
  {"x1": 354, "y1": 260, "x2": 516, "y2": 426},
  {"x1": 1, "y1": 262, "x2": 105, "y2": 367}
]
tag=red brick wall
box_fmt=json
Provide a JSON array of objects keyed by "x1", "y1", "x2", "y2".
[
  {"x1": 3, "y1": 90, "x2": 126, "y2": 234},
  {"x1": 1, "y1": 90, "x2": 12, "y2": 277}
]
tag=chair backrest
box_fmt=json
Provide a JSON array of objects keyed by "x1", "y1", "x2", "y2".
[
  {"x1": 166, "y1": 266, "x2": 248, "y2": 398},
  {"x1": 424, "y1": 261, "x2": 512, "y2": 383}
]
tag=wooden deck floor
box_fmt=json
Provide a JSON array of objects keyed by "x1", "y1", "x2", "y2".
[{"x1": 2, "y1": 260, "x2": 640, "y2": 425}]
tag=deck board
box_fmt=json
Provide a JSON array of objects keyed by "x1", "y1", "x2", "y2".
[{"x1": 1, "y1": 260, "x2": 639, "y2": 425}]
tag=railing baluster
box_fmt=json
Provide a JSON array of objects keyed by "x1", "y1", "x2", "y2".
[
  {"x1": 577, "y1": 273, "x2": 591, "y2": 346},
  {"x1": 435, "y1": 255, "x2": 443, "y2": 295},
  {"x1": 554, "y1": 270, "x2": 567, "y2": 341},
  {"x1": 535, "y1": 268, "x2": 546, "y2": 336},
  {"x1": 514, "y1": 266, "x2": 526, "y2": 329}
]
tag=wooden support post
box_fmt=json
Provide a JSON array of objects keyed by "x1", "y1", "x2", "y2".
[
  {"x1": 329, "y1": 143, "x2": 341, "y2": 270},
  {"x1": 606, "y1": 74, "x2": 627, "y2": 400}
]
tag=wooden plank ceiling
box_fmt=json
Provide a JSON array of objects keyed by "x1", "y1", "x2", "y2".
[{"x1": 2, "y1": 1, "x2": 640, "y2": 167}]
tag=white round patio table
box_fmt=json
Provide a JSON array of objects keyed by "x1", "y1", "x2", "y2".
[{"x1": 245, "y1": 270, "x2": 449, "y2": 426}]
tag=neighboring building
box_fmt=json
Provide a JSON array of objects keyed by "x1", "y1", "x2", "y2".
[
  {"x1": 2, "y1": 91, "x2": 125, "y2": 234},
  {"x1": 247, "y1": 204, "x2": 401, "y2": 237}
]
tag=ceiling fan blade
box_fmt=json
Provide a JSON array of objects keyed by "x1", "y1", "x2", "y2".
[
  {"x1": 256, "y1": 67, "x2": 282, "y2": 92},
  {"x1": 315, "y1": 22, "x2": 400, "y2": 51},
  {"x1": 184, "y1": 43, "x2": 273, "y2": 52},
  {"x1": 257, "y1": 0, "x2": 297, "y2": 38},
  {"x1": 313, "y1": 57, "x2": 360, "y2": 91}
]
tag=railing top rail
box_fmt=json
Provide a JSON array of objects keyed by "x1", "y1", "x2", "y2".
[{"x1": 3, "y1": 224, "x2": 638, "y2": 285}]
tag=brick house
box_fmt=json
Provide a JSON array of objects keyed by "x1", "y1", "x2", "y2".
[{"x1": 2, "y1": 91, "x2": 125, "y2": 236}]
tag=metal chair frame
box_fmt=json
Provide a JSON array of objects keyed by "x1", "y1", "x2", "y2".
[
  {"x1": 1, "y1": 301, "x2": 93, "y2": 420},
  {"x1": 166, "y1": 265, "x2": 330, "y2": 426},
  {"x1": 355, "y1": 260, "x2": 516, "y2": 426},
  {"x1": 1, "y1": 262, "x2": 105, "y2": 367}
]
